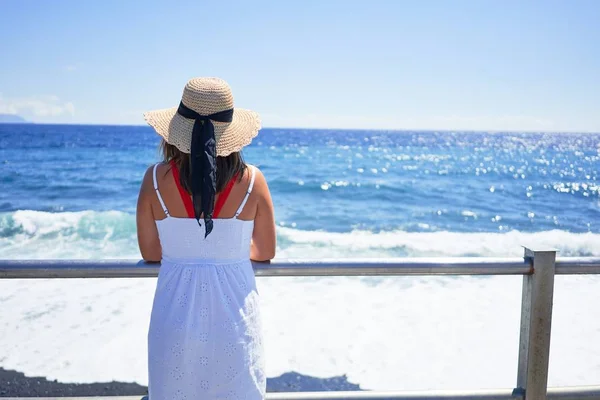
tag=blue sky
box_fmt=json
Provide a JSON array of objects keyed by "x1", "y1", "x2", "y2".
[{"x1": 1, "y1": 0, "x2": 599, "y2": 132}]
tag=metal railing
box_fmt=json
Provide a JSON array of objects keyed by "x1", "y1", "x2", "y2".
[{"x1": 1, "y1": 247, "x2": 600, "y2": 400}]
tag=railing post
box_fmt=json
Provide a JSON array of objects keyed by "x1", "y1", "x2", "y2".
[{"x1": 516, "y1": 247, "x2": 557, "y2": 400}]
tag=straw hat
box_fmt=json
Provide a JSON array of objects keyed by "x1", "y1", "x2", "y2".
[{"x1": 144, "y1": 77, "x2": 261, "y2": 156}]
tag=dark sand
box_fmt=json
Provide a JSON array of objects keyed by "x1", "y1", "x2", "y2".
[{"x1": 0, "y1": 368, "x2": 361, "y2": 397}]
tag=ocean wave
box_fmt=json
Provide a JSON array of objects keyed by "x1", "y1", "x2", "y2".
[
  {"x1": 277, "y1": 226, "x2": 600, "y2": 257},
  {"x1": 0, "y1": 210, "x2": 138, "y2": 259},
  {"x1": 1, "y1": 210, "x2": 600, "y2": 259}
]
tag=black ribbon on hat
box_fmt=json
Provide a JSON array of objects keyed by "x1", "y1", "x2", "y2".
[{"x1": 176, "y1": 101, "x2": 234, "y2": 237}]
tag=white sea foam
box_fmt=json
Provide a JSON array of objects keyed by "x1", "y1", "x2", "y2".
[
  {"x1": 3, "y1": 210, "x2": 600, "y2": 259},
  {"x1": 0, "y1": 210, "x2": 138, "y2": 259},
  {"x1": 277, "y1": 226, "x2": 600, "y2": 258},
  {"x1": 0, "y1": 210, "x2": 599, "y2": 390}
]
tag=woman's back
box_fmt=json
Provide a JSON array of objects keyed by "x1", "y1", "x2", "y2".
[
  {"x1": 152, "y1": 162, "x2": 256, "y2": 262},
  {"x1": 137, "y1": 160, "x2": 275, "y2": 263}
]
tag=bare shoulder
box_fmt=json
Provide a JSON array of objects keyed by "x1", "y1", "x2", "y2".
[
  {"x1": 155, "y1": 162, "x2": 171, "y2": 177},
  {"x1": 140, "y1": 163, "x2": 166, "y2": 193},
  {"x1": 141, "y1": 164, "x2": 155, "y2": 190},
  {"x1": 247, "y1": 164, "x2": 268, "y2": 189},
  {"x1": 246, "y1": 165, "x2": 272, "y2": 206}
]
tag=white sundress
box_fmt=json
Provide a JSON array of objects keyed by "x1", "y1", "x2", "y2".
[{"x1": 147, "y1": 163, "x2": 265, "y2": 400}]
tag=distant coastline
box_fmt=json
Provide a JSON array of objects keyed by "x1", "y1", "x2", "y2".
[{"x1": 0, "y1": 114, "x2": 28, "y2": 123}]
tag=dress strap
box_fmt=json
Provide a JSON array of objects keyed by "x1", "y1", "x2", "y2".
[
  {"x1": 235, "y1": 166, "x2": 256, "y2": 218},
  {"x1": 152, "y1": 164, "x2": 169, "y2": 217},
  {"x1": 170, "y1": 160, "x2": 195, "y2": 218},
  {"x1": 213, "y1": 172, "x2": 239, "y2": 218}
]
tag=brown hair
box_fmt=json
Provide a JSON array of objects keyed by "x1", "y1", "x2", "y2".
[{"x1": 160, "y1": 139, "x2": 247, "y2": 193}]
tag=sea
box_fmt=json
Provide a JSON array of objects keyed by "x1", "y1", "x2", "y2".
[{"x1": 0, "y1": 124, "x2": 599, "y2": 391}]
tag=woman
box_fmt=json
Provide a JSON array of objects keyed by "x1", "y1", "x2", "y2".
[{"x1": 136, "y1": 77, "x2": 276, "y2": 399}]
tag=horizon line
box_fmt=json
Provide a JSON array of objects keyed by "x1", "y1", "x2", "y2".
[{"x1": 0, "y1": 121, "x2": 599, "y2": 135}]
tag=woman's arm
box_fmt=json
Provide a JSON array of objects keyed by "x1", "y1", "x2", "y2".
[
  {"x1": 136, "y1": 166, "x2": 162, "y2": 262},
  {"x1": 250, "y1": 167, "x2": 276, "y2": 262}
]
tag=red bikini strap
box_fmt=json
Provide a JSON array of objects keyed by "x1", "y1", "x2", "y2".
[
  {"x1": 169, "y1": 160, "x2": 195, "y2": 218},
  {"x1": 213, "y1": 173, "x2": 239, "y2": 218}
]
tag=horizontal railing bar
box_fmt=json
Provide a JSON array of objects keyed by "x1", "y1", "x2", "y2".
[
  {"x1": 543, "y1": 385, "x2": 600, "y2": 399},
  {"x1": 555, "y1": 257, "x2": 600, "y2": 275},
  {"x1": 268, "y1": 385, "x2": 600, "y2": 399},
  {"x1": 1, "y1": 257, "x2": 599, "y2": 280},
  {"x1": 0, "y1": 258, "x2": 532, "y2": 279},
  {"x1": 3, "y1": 385, "x2": 600, "y2": 400},
  {"x1": 255, "y1": 258, "x2": 532, "y2": 276},
  {"x1": 266, "y1": 388, "x2": 518, "y2": 399}
]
